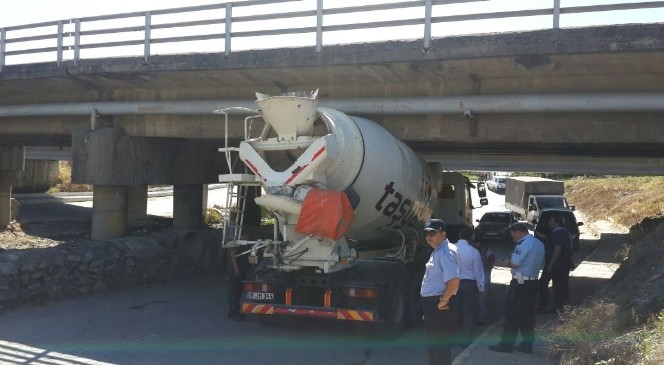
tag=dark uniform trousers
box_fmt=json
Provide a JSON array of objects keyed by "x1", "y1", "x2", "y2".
[
  {"x1": 423, "y1": 295, "x2": 458, "y2": 365},
  {"x1": 457, "y1": 279, "x2": 479, "y2": 347},
  {"x1": 551, "y1": 265, "x2": 570, "y2": 311},
  {"x1": 227, "y1": 271, "x2": 244, "y2": 317},
  {"x1": 500, "y1": 279, "x2": 538, "y2": 348},
  {"x1": 538, "y1": 265, "x2": 570, "y2": 312}
]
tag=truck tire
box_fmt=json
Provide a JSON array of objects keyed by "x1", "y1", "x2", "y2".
[
  {"x1": 352, "y1": 264, "x2": 407, "y2": 338},
  {"x1": 385, "y1": 274, "x2": 407, "y2": 331},
  {"x1": 367, "y1": 274, "x2": 407, "y2": 338},
  {"x1": 407, "y1": 269, "x2": 425, "y2": 327}
]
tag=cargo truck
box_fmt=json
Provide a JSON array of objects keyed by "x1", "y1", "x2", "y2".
[
  {"x1": 216, "y1": 90, "x2": 487, "y2": 331},
  {"x1": 504, "y1": 176, "x2": 573, "y2": 223}
]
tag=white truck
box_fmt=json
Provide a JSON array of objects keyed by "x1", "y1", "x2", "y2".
[
  {"x1": 217, "y1": 91, "x2": 486, "y2": 330},
  {"x1": 504, "y1": 176, "x2": 573, "y2": 224}
]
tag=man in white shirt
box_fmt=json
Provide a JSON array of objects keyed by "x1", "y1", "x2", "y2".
[
  {"x1": 455, "y1": 225, "x2": 485, "y2": 347},
  {"x1": 420, "y1": 219, "x2": 460, "y2": 365}
]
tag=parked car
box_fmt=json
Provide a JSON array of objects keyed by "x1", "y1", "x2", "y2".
[
  {"x1": 475, "y1": 211, "x2": 519, "y2": 243},
  {"x1": 533, "y1": 209, "x2": 583, "y2": 251},
  {"x1": 487, "y1": 176, "x2": 507, "y2": 193}
]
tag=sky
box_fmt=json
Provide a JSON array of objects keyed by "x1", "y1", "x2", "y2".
[{"x1": 1, "y1": 0, "x2": 662, "y2": 66}]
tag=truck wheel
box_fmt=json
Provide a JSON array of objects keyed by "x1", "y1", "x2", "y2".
[
  {"x1": 407, "y1": 270, "x2": 424, "y2": 327},
  {"x1": 378, "y1": 274, "x2": 407, "y2": 336},
  {"x1": 355, "y1": 273, "x2": 407, "y2": 338}
]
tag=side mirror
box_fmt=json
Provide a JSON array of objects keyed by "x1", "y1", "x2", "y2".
[
  {"x1": 528, "y1": 205, "x2": 537, "y2": 211},
  {"x1": 532, "y1": 219, "x2": 538, "y2": 225},
  {"x1": 476, "y1": 219, "x2": 480, "y2": 222},
  {"x1": 577, "y1": 222, "x2": 584, "y2": 226},
  {"x1": 477, "y1": 182, "x2": 487, "y2": 198},
  {"x1": 479, "y1": 197, "x2": 488, "y2": 206},
  {"x1": 570, "y1": 205, "x2": 576, "y2": 211}
]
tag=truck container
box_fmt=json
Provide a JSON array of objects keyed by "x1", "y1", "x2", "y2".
[
  {"x1": 504, "y1": 176, "x2": 571, "y2": 223},
  {"x1": 217, "y1": 90, "x2": 486, "y2": 331}
]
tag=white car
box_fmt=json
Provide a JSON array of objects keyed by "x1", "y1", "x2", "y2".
[{"x1": 487, "y1": 176, "x2": 507, "y2": 192}]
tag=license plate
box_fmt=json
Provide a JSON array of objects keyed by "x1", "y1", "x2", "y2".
[
  {"x1": 247, "y1": 292, "x2": 274, "y2": 300},
  {"x1": 248, "y1": 255, "x2": 258, "y2": 264}
]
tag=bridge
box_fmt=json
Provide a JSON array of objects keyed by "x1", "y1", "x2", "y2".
[{"x1": 1, "y1": 0, "x2": 663, "y2": 236}]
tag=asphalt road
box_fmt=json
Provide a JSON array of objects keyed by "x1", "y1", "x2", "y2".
[{"x1": 1, "y1": 187, "x2": 600, "y2": 365}]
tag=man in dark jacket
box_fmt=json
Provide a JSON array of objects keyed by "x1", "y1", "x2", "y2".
[{"x1": 536, "y1": 214, "x2": 573, "y2": 313}]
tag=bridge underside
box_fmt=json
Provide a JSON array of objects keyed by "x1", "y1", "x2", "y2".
[
  {"x1": 1, "y1": 23, "x2": 663, "y2": 176},
  {"x1": 1, "y1": 23, "x2": 664, "y2": 232}
]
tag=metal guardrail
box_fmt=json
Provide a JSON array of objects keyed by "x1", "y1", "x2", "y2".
[{"x1": 1, "y1": 0, "x2": 663, "y2": 72}]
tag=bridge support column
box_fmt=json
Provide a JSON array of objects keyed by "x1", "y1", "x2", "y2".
[
  {"x1": 91, "y1": 185, "x2": 128, "y2": 239},
  {"x1": 0, "y1": 146, "x2": 24, "y2": 228},
  {"x1": 0, "y1": 174, "x2": 12, "y2": 228},
  {"x1": 73, "y1": 127, "x2": 228, "y2": 238},
  {"x1": 12, "y1": 160, "x2": 59, "y2": 192},
  {"x1": 173, "y1": 184, "x2": 203, "y2": 230},
  {"x1": 201, "y1": 184, "x2": 209, "y2": 218},
  {"x1": 127, "y1": 185, "x2": 148, "y2": 228}
]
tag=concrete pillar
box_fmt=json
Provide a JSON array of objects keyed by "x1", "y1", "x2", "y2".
[
  {"x1": 12, "y1": 160, "x2": 59, "y2": 192},
  {"x1": 173, "y1": 184, "x2": 203, "y2": 230},
  {"x1": 0, "y1": 173, "x2": 12, "y2": 228},
  {"x1": 127, "y1": 185, "x2": 148, "y2": 228},
  {"x1": 92, "y1": 185, "x2": 128, "y2": 239},
  {"x1": 201, "y1": 184, "x2": 209, "y2": 218}
]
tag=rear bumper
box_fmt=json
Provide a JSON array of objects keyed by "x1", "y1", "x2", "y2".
[{"x1": 241, "y1": 302, "x2": 376, "y2": 322}]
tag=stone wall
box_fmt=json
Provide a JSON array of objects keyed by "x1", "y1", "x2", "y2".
[{"x1": 0, "y1": 229, "x2": 225, "y2": 309}]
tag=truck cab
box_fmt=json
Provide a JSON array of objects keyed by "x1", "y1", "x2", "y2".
[
  {"x1": 433, "y1": 171, "x2": 487, "y2": 242},
  {"x1": 527, "y1": 194, "x2": 574, "y2": 223}
]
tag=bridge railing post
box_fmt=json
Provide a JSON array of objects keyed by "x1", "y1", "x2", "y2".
[
  {"x1": 424, "y1": 0, "x2": 432, "y2": 50},
  {"x1": 553, "y1": 0, "x2": 561, "y2": 29},
  {"x1": 144, "y1": 12, "x2": 152, "y2": 64},
  {"x1": 0, "y1": 28, "x2": 5, "y2": 72},
  {"x1": 74, "y1": 19, "x2": 81, "y2": 67},
  {"x1": 57, "y1": 20, "x2": 64, "y2": 67},
  {"x1": 316, "y1": 0, "x2": 323, "y2": 52},
  {"x1": 225, "y1": 3, "x2": 232, "y2": 56}
]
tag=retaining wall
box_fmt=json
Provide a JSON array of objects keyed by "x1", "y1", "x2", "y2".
[{"x1": 0, "y1": 229, "x2": 225, "y2": 309}]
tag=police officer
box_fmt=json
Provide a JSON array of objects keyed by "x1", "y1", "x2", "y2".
[
  {"x1": 420, "y1": 219, "x2": 461, "y2": 365},
  {"x1": 455, "y1": 225, "x2": 485, "y2": 347},
  {"x1": 489, "y1": 223, "x2": 545, "y2": 354}
]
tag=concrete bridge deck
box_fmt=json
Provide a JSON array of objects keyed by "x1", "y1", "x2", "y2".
[
  {"x1": 1, "y1": 20, "x2": 663, "y2": 236},
  {"x1": 1, "y1": 23, "x2": 663, "y2": 171}
]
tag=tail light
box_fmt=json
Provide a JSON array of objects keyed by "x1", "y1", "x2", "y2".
[
  {"x1": 343, "y1": 287, "x2": 378, "y2": 299},
  {"x1": 243, "y1": 282, "x2": 273, "y2": 292}
]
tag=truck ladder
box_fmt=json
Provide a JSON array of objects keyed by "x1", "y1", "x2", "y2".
[
  {"x1": 222, "y1": 183, "x2": 248, "y2": 245},
  {"x1": 214, "y1": 107, "x2": 261, "y2": 247}
]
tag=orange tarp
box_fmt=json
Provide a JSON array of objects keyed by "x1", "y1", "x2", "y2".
[{"x1": 295, "y1": 188, "x2": 354, "y2": 240}]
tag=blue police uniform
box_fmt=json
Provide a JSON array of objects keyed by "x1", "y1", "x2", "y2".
[
  {"x1": 420, "y1": 237, "x2": 460, "y2": 365},
  {"x1": 492, "y1": 232, "x2": 544, "y2": 354},
  {"x1": 421, "y1": 239, "x2": 460, "y2": 297}
]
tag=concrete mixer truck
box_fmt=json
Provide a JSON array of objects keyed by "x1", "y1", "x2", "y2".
[{"x1": 217, "y1": 90, "x2": 487, "y2": 330}]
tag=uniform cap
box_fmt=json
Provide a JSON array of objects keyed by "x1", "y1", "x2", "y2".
[
  {"x1": 509, "y1": 222, "x2": 529, "y2": 232},
  {"x1": 424, "y1": 219, "x2": 446, "y2": 231}
]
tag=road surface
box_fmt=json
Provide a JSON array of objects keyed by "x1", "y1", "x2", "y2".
[{"x1": 1, "y1": 186, "x2": 603, "y2": 365}]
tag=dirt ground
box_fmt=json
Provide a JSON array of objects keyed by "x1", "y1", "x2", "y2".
[
  {"x1": 0, "y1": 221, "x2": 86, "y2": 250},
  {"x1": 1, "y1": 218, "x2": 173, "y2": 251}
]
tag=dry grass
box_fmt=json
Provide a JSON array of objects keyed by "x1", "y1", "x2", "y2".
[
  {"x1": 547, "y1": 176, "x2": 664, "y2": 364},
  {"x1": 545, "y1": 301, "x2": 639, "y2": 365},
  {"x1": 565, "y1": 176, "x2": 664, "y2": 228},
  {"x1": 204, "y1": 208, "x2": 223, "y2": 225},
  {"x1": 640, "y1": 312, "x2": 664, "y2": 365},
  {"x1": 47, "y1": 161, "x2": 92, "y2": 193}
]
